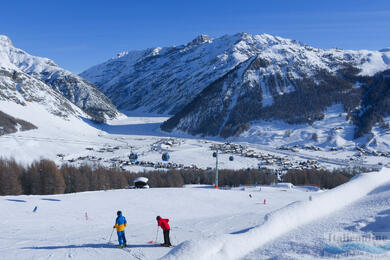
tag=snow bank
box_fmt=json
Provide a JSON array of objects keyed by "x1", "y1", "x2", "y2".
[
  {"x1": 274, "y1": 182, "x2": 294, "y2": 189},
  {"x1": 294, "y1": 185, "x2": 320, "y2": 192},
  {"x1": 161, "y1": 168, "x2": 390, "y2": 260}
]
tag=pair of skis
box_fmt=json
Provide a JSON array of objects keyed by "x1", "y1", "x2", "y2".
[
  {"x1": 148, "y1": 240, "x2": 175, "y2": 248},
  {"x1": 108, "y1": 240, "x2": 174, "y2": 250},
  {"x1": 107, "y1": 242, "x2": 132, "y2": 253}
]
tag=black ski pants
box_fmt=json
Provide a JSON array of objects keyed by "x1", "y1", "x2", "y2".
[{"x1": 163, "y1": 229, "x2": 171, "y2": 246}]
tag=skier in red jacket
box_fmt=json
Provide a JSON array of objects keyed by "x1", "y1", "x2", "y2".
[{"x1": 156, "y1": 216, "x2": 172, "y2": 247}]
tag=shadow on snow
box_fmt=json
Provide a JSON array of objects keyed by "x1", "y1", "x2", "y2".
[
  {"x1": 41, "y1": 198, "x2": 61, "y2": 202},
  {"x1": 230, "y1": 226, "x2": 257, "y2": 235},
  {"x1": 6, "y1": 199, "x2": 26, "y2": 203},
  {"x1": 80, "y1": 117, "x2": 171, "y2": 137},
  {"x1": 22, "y1": 243, "x2": 161, "y2": 250}
]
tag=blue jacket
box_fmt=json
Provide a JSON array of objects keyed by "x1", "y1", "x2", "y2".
[{"x1": 115, "y1": 214, "x2": 127, "y2": 231}]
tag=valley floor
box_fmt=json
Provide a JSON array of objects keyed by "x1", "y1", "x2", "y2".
[{"x1": 0, "y1": 105, "x2": 386, "y2": 173}]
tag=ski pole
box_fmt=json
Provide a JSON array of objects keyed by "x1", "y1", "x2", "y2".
[{"x1": 108, "y1": 227, "x2": 115, "y2": 243}]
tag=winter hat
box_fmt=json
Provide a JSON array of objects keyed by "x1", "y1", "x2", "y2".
[
  {"x1": 117, "y1": 210, "x2": 122, "y2": 216},
  {"x1": 156, "y1": 216, "x2": 161, "y2": 220}
]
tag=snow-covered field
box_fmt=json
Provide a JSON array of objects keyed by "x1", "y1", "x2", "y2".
[
  {"x1": 1, "y1": 169, "x2": 390, "y2": 259},
  {"x1": 0, "y1": 104, "x2": 266, "y2": 171}
]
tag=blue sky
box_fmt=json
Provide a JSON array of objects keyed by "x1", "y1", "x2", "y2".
[{"x1": 1, "y1": 0, "x2": 389, "y2": 73}]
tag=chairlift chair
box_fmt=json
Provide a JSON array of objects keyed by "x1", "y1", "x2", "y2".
[
  {"x1": 162, "y1": 152, "x2": 170, "y2": 161},
  {"x1": 129, "y1": 152, "x2": 138, "y2": 162}
]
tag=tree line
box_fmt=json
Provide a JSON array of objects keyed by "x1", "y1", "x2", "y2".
[
  {"x1": 0, "y1": 158, "x2": 356, "y2": 195},
  {"x1": 282, "y1": 168, "x2": 354, "y2": 189}
]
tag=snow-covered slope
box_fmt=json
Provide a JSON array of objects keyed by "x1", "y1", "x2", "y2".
[
  {"x1": 0, "y1": 37, "x2": 86, "y2": 119},
  {"x1": 0, "y1": 183, "x2": 324, "y2": 260},
  {"x1": 81, "y1": 33, "x2": 390, "y2": 138},
  {"x1": 0, "y1": 100, "x2": 101, "y2": 163},
  {"x1": 0, "y1": 47, "x2": 102, "y2": 161},
  {"x1": 0, "y1": 35, "x2": 121, "y2": 120},
  {"x1": 0, "y1": 35, "x2": 105, "y2": 157},
  {"x1": 1, "y1": 170, "x2": 390, "y2": 259},
  {"x1": 163, "y1": 169, "x2": 390, "y2": 259}
]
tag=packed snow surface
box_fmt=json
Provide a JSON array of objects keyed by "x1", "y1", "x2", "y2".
[
  {"x1": 162, "y1": 169, "x2": 390, "y2": 260},
  {"x1": 0, "y1": 185, "x2": 311, "y2": 259},
  {"x1": 1, "y1": 169, "x2": 390, "y2": 259}
]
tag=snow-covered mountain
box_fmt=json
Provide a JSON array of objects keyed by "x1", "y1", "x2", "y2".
[
  {"x1": 0, "y1": 35, "x2": 120, "y2": 120},
  {"x1": 81, "y1": 33, "x2": 390, "y2": 138},
  {"x1": 0, "y1": 36, "x2": 85, "y2": 119},
  {"x1": 0, "y1": 36, "x2": 104, "y2": 161}
]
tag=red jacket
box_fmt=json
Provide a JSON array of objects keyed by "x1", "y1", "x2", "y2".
[{"x1": 157, "y1": 218, "x2": 170, "y2": 231}]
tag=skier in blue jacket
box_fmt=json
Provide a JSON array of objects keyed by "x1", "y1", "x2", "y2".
[{"x1": 113, "y1": 210, "x2": 127, "y2": 247}]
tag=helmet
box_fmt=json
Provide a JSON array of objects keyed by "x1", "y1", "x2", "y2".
[
  {"x1": 117, "y1": 210, "x2": 122, "y2": 216},
  {"x1": 156, "y1": 216, "x2": 161, "y2": 220}
]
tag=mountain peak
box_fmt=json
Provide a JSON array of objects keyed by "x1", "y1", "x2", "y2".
[
  {"x1": 116, "y1": 51, "x2": 129, "y2": 58},
  {"x1": 0, "y1": 35, "x2": 13, "y2": 47},
  {"x1": 188, "y1": 35, "x2": 212, "y2": 46}
]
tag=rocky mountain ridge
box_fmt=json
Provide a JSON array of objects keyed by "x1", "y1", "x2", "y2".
[
  {"x1": 0, "y1": 35, "x2": 120, "y2": 121},
  {"x1": 81, "y1": 33, "x2": 390, "y2": 138}
]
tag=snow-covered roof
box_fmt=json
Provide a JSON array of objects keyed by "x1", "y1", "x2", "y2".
[{"x1": 134, "y1": 177, "x2": 148, "y2": 183}]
